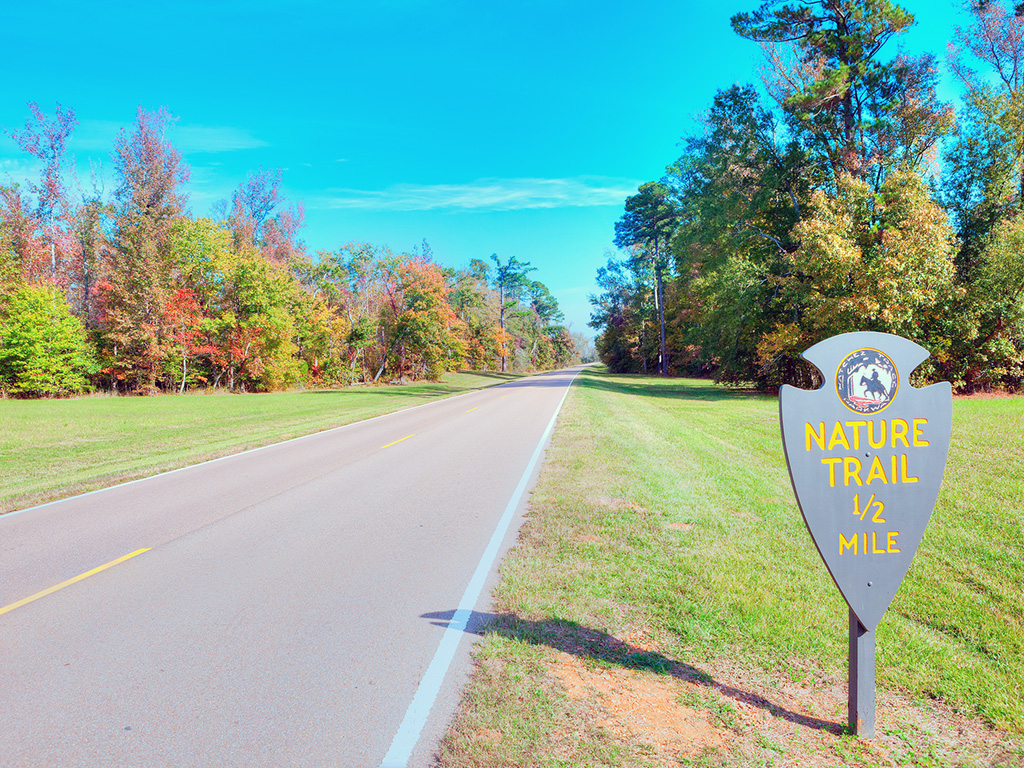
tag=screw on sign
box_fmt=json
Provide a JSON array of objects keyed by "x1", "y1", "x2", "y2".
[{"x1": 778, "y1": 332, "x2": 952, "y2": 738}]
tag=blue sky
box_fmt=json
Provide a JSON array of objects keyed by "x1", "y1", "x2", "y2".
[{"x1": 0, "y1": 0, "x2": 970, "y2": 336}]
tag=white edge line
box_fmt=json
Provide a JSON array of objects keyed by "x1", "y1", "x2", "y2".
[
  {"x1": 3, "y1": 369, "x2": 576, "y2": 520},
  {"x1": 378, "y1": 367, "x2": 584, "y2": 768}
]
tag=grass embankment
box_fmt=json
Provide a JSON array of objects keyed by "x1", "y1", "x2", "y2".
[
  {"x1": 0, "y1": 371, "x2": 521, "y2": 514},
  {"x1": 439, "y1": 367, "x2": 1024, "y2": 767}
]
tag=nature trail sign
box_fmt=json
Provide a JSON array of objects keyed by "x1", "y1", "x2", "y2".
[{"x1": 778, "y1": 332, "x2": 952, "y2": 737}]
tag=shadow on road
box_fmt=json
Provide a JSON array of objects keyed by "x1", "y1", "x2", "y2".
[{"x1": 421, "y1": 609, "x2": 843, "y2": 735}]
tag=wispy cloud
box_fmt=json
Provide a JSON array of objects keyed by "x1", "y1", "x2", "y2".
[
  {"x1": 70, "y1": 120, "x2": 267, "y2": 154},
  {"x1": 173, "y1": 124, "x2": 268, "y2": 154},
  {"x1": 311, "y1": 176, "x2": 639, "y2": 212}
]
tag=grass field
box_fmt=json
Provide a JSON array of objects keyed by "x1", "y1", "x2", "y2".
[
  {"x1": 0, "y1": 371, "x2": 520, "y2": 514},
  {"x1": 438, "y1": 367, "x2": 1024, "y2": 767}
]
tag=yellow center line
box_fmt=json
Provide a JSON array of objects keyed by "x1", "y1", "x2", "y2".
[
  {"x1": 382, "y1": 434, "x2": 415, "y2": 449},
  {"x1": 466, "y1": 407, "x2": 479, "y2": 412},
  {"x1": 0, "y1": 548, "x2": 151, "y2": 617}
]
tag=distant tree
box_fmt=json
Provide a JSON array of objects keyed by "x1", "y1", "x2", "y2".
[
  {"x1": 571, "y1": 331, "x2": 596, "y2": 363},
  {"x1": 490, "y1": 254, "x2": 535, "y2": 372},
  {"x1": 522, "y1": 279, "x2": 565, "y2": 368},
  {"x1": 589, "y1": 256, "x2": 650, "y2": 373},
  {"x1": 468, "y1": 258, "x2": 491, "y2": 282},
  {"x1": 614, "y1": 182, "x2": 679, "y2": 374}
]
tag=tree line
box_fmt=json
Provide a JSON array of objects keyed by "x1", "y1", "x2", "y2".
[
  {"x1": 591, "y1": 0, "x2": 1024, "y2": 393},
  {"x1": 0, "y1": 107, "x2": 580, "y2": 397}
]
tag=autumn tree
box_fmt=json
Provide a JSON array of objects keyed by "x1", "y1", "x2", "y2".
[
  {"x1": 759, "y1": 169, "x2": 958, "y2": 387},
  {"x1": 73, "y1": 186, "x2": 113, "y2": 326},
  {"x1": 389, "y1": 257, "x2": 466, "y2": 380},
  {"x1": 222, "y1": 166, "x2": 305, "y2": 265},
  {"x1": 98, "y1": 106, "x2": 189, "y2": 391},
  {"x1": 227, "y1": 167, "x2": 281, "y2": 247},
  {"x1": 161, "y1": 288, "x2": 205, "y2": 393}
]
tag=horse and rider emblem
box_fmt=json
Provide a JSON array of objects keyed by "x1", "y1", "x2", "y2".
[{"x1": 835, "y1": 348, "x2": 898, "y2": 414}]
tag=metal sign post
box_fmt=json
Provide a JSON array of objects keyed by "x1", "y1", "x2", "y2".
[{"x1": 778, "y1": 332, "x2": 951, "y2": 737}]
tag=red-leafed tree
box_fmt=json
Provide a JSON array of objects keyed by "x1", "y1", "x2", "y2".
[{"x1": 162, "y1": 288, "x2": 205, "y2": 393}]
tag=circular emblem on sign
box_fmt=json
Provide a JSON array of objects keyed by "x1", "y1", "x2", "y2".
[{"x1": 835, "y1": 348, "x2": 898, "y2": 414}]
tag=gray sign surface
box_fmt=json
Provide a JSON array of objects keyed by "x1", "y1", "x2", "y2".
[{"x1": 779, "y1": 332, "x2": 952, "y2": 630}]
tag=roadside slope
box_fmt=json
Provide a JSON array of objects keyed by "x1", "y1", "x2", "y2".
[{"x1": 438, "y1": 367, "x2": 1024, "y2": 767}]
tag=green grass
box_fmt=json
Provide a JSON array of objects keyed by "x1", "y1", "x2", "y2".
[
  {"x1": 0, "y1": 370, "x2": 522, "y2": 514},
  {"x1": 439, "y1": 367, "x2": 1024, "y2": 766}
]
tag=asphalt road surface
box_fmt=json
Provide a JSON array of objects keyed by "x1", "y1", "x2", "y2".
[{"x1": 0, "y1": 366, "x2": 585, "y2": 767}]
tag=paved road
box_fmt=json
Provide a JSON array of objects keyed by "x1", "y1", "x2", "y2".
[{"x1": 0, "y1": 366, "x2": 584, "y2": 767}]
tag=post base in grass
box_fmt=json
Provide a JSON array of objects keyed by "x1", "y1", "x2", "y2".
[{"x1": 848, "y1": 608, "x2": 875, "y2": 738}]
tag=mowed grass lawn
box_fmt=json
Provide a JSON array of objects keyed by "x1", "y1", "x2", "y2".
[
  {"x1": 0, "y1": 371, "x2": 521, "y2": 514},
  {"x1": 439, "y1": 367, "x2": 1024, "y2": 767}
]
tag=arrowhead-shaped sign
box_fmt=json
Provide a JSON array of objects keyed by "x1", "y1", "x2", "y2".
[{"x1": 780, "y1": 332, "x2": 952, "y2": 630}]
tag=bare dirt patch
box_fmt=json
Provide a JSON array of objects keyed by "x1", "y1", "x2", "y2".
[{"x1": 548, "y1": 649, "x2": 727, "y2": 765}]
